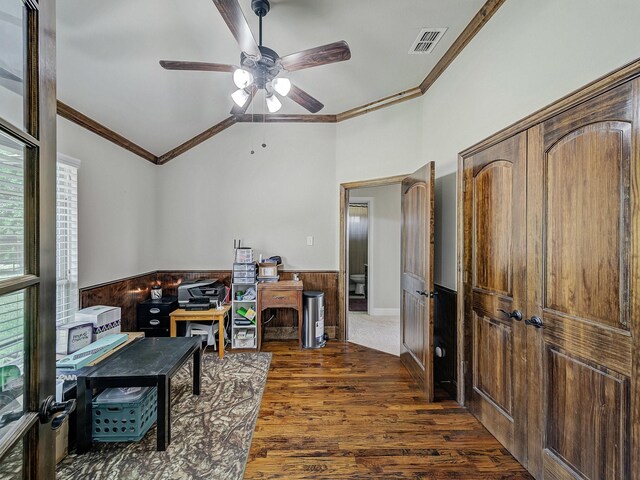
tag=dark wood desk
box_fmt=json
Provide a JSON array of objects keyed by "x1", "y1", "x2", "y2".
[
  {"x1": 76, "y1": 336, "x2": 202, "y2": 453},
  {"x1": 257, "y1": 280, "x2": 303, "y2": 350}
]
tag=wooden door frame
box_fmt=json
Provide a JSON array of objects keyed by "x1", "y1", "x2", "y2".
[
  {"x1": 338, "y1": 174, "x2": 408, "y2": 341},
  {"x1": 346, "y1": 197, "x2": 373, "y2": 316}
]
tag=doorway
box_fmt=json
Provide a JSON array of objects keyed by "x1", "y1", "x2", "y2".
[
  {"x1": 339, "y1": 165, "x2": 439, "y2": 402},
  {"x1": 347, "y1": 201, "x2": 370, "y2": 314},
  {"x1": 346, "y1": 189, "x2": 401, "y2": 356}
]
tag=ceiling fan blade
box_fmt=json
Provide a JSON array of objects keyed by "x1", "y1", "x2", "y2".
[
  {"x1": 288, "y1": 84, "x2": 324, "y2": 113},
  {"x1": 212, "y1": 0, "x2": 262, "y2": 60},
  {"x1": 230, "y1": 85, "x2": 258, "y2": 115},
  {"x1": 280, "y1": 41, "x2": 351, "y2": 72},
  {"x1": 159, "y1": 60, "x2": 236, "y2": 73},
  {"x1": 0, "y1": 66, "x2": 22, "y2": 83}
]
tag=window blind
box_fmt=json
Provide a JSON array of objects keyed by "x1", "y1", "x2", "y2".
[
  {"x1": 0, "y1": 135, "x2": 25, "y2": 372},
  {"x1": 56, "y1": 155, "x2": 80, "y2": 326}
]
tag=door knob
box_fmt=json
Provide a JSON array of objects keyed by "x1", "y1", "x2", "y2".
[
  {"x1": 498, "y1": 309, "x2": 522, "y2": 321},
  {"x1": 525, "y1": 316, "x2": 544, "y2": 329},
  {"x1": 39, "y1": 395, "x2": 76, "y2": 430},
  {"x1": 416, "y1": 290, "x2": 438, "y2": 298}
]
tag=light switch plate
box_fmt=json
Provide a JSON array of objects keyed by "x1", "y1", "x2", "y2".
[{"x1": 306, "y1": 236, "x2": 314, "y2": 246}]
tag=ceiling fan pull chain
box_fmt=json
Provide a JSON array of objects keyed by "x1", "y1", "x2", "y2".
[
  {"x1": 262, "y1": 93, "x2": 267, "y2": 149},
  {"x1": 250, "y1": 88, "x2": 255, "y2": 154}
]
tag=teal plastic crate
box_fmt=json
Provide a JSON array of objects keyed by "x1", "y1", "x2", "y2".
[{"x1": 92, "y1": 386, "x2": 157, "y2": 442}]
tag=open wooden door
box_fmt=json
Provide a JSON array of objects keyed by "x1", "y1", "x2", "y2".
[
  {"x1": 400, "y1": 163, "x2": 435, "y2": 401},
  {"x1": 0, "y1": 0, "x2": 59, "y2": 478}
]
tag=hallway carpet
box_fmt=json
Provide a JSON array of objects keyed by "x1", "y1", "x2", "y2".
[
  {"x1": 348, "y1": 312, "x2": 400, "y2": 356},
  {"x1": 57, "y1": 351, "x2": 271, "y2": 480}
]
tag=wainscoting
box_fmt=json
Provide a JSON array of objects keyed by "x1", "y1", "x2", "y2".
[
  {"x1": 79, "y1": 270, "x2": 339, "y2": 338},
  {"x1": 433, "y1": 284, "x2": 457, "y2": 398}
]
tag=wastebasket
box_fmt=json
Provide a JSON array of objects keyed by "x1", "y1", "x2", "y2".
[{"x1": 303, "y1": 291, "x2": 326, "y2": 349}]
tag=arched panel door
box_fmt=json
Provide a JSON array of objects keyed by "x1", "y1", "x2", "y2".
[
  {"x1": 462, "y1": 132, "x2": 528, "y2": 464},
  {"x1": 400, "y1": 162, "x2": 435, "y2": 400},
  {"x1": 526, "y1": 81, "x2": 639, "y2": 479}
]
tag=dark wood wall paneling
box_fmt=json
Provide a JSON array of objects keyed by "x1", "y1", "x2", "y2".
[
  {"x1": 262, "y1": 271, "x2": 338, "y2": 339},
  {"x1": 433, "y1": 284, "x2": 457, "y2": 399},
  {"x1": 79, "y1": 272, "x2": 157, "y2": 332},
  {"x1": 79, "y1": 270, "x2": 339, "y2": 338}
]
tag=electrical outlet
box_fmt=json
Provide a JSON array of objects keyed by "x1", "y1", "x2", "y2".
[{"x1": 306, "y1": 236, "x2": 314, "y2": 246}]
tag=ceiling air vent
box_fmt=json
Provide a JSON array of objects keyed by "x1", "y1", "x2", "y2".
[{"x1": 409, "y1": 28, "x2": 447, "y2": 54}]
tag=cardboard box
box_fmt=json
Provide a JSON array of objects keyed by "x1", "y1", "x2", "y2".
[
  {"x1": 55, "y1": 416, "x2": 68, "y2": 464},
  {"x1": 92, "y1": 319, "x2": 121, "y2": 341},
  {"x1": 56, "y1": 321, "x2": 93, "y2": 355},
  {"x1": 258, "y1": 263, "x2": 279, "y2": 277},
  {"x1": 75, "y1": 305, "x2": 121, "y2": 327}
]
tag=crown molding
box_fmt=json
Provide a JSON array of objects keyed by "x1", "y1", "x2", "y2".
[
  {"x1": 57, "y1": 101, "x2": 158, "y2": 164},
  {"x1": 57, "y1": 0, "x2": 505, "y2": 164},
  {"x1": 156, "y1": 116, "x2": 237, "y2": 165}
]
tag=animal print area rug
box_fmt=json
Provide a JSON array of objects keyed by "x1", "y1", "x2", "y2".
[{"x1": 57, "y1": 352, "x2": 272, "y2": 480}]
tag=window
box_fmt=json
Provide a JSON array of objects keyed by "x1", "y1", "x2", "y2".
[
  {"x1": 0, "y1": 133, "x2": 26, "y2": 386},
  {"x1": 56, "y1": 154, "x2": 80, "y2": 326}
]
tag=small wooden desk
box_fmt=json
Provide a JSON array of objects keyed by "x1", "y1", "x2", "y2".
[
  {"x1": 257, "y1": 280, "x2": 303, "y2": 350},
  {"x1": 169, "y1": 305, "x2": 230, "y2": 359}
]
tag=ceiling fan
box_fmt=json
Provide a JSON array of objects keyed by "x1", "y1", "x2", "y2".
[{"x1": 160, "y1": 0, "x2": 352, "y2": 114}]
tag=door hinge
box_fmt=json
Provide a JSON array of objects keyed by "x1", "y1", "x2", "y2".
[{"x1": 462, "y1": 178, "x2": 467, "y2": 193}]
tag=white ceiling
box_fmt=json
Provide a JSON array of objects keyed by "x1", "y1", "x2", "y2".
[{"x1": 56, "y1": 0, "x2": 485, "y2": 155}]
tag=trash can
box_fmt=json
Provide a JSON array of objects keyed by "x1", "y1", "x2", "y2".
[{"x1": 303, "y1": 291, "x2": 326, "y2": 349}]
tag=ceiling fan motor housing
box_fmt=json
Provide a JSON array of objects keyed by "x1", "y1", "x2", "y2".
[
  {"x1": 241, "y1": 45, "x2": 281, "y2": 89},
  {"x1": 251, "y1": 0, "x2": 270, "y2": 17}
]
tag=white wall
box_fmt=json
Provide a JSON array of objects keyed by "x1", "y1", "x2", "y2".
[
  {"x1": 434, "y1": 173, "x2": 457, "y2": 290},
  {"x1": 335, "y1": 99, "x2": 425, "y2": 184},
  {"x1": 156, "y1": 122, "x2": 337, "y2": 270},
  {"x1": 350, "y1": 184, "x2": 401, "y2": 314},
  {"x1": 335, "y1": 0, "x2": 640, "y2": 290},
  {"x1": 418, "y1": 0, "x2": 640, "y2": 176},
  {"x1": 69, "y1": 0, "x2": 640, "y2": 291},
  {"x1": 57, "y1": 118, "x2": 158, "y2": 287}
]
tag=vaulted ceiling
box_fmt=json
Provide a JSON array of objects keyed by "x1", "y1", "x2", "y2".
[{"x1": 56, "y1": 0, "x2": 487, "y2": 157}]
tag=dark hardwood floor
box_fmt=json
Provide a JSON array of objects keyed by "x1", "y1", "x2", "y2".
[{"x1": 244, "y1": 341, "x2": 533, "y2": 479}]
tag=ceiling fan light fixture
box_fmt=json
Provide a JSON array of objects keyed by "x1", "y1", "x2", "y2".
[
  {"x1": 266, "y1": 93, "x2": 282, "y2": 113},
  {"x1": 232, "y1": 88, "x2": 250, "y2": 107},
  {"x1": 272, "y1": 77, "x2": 291, "y2": 96},
  {"x1": 233, "y1": 68, "x2": 253, "y2": 89}
]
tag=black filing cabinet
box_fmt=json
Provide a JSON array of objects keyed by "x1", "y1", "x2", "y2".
[{"x1": 137, "y1": 296, "x2": 178, "y2": 337}]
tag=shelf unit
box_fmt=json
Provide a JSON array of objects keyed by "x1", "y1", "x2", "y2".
[{"x1": 231, "y1": 259, "x2": 258, "y2": 350}]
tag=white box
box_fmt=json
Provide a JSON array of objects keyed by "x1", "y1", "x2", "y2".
[
  {"x1": 56, "y1": 321, "x2": 93, "y2": 355},
  {"x1": 92, "y1": 320, "x2": 121, "y2": 341},
  {"x1": 75, "y1": 305, "x2": 121, "y2": 327},
  {"x1": 55, "y1": 416, "x2": 69, "y2": 464}
]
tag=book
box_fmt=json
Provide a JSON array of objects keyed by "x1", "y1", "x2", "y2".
[{"x1": 56, "y1": 334, "x2": 128, "y2": 370}]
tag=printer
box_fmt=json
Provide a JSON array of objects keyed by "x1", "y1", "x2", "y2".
[{"x1": 177, "y1": 279, "x2": 227, "y2": 307}]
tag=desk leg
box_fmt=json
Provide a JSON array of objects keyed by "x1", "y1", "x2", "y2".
[
  {"x1": 76, "y1": 377, "x2": 93, "y2": 454},
  {"x1": 297, "y1": 293, "x2": 303, "y2": 350},
  {"x1": 193, "y1": 346, "x2": 202, "y2": 395},
  {"x1": 157, "y1": 376, "x2": 171, "y2": 451},
  {"x1": 257, "y1": 305, "x2": 262, "y2": 351},
  {"x1": 170, "y1": 317, "x2": 176, "y2": 337},
  {"x1": 218, "y1": 316, "x2": 224, "y2": 359}
]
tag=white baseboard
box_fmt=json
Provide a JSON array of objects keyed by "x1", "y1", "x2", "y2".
[{"x1": 370, "y1": 308, "x2": 400, "y2": 317}]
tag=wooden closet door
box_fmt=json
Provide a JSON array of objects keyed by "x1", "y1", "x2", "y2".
[
  {"x1": 526, "y1": 80, "x2": 640, "y2": 479},
  {"x1": 462, "y1": 132, "x2": 528, "y2": 463}
]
